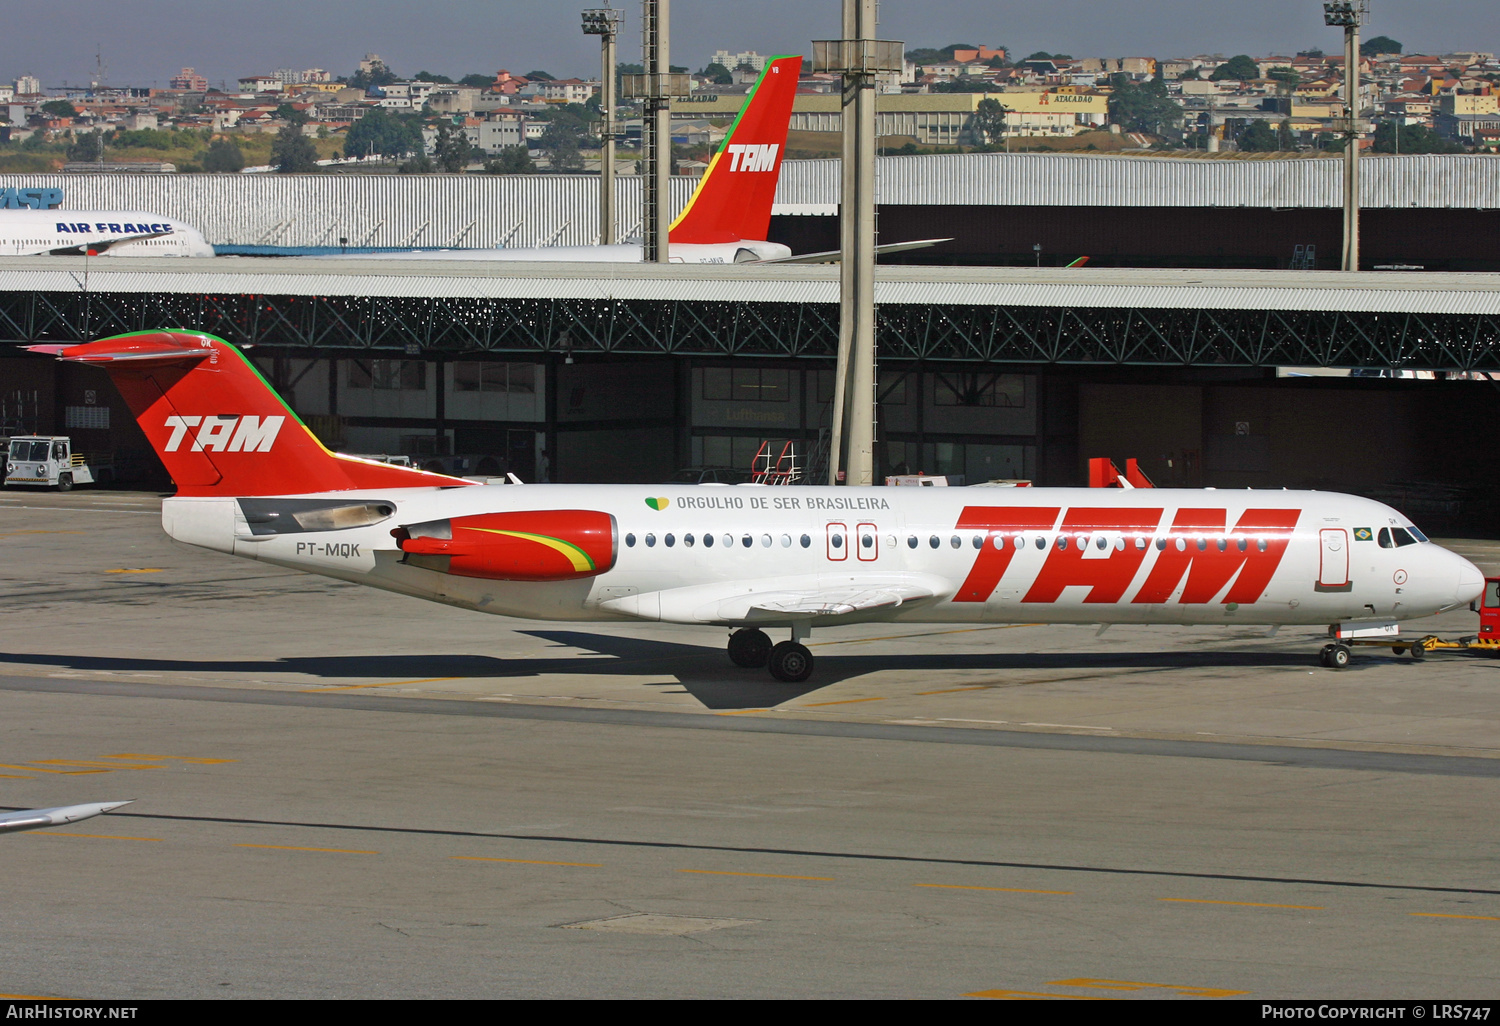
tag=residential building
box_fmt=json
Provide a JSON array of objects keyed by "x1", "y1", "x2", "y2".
[
  {"x1": 711, "y1": 50, "x2": 767, "y2": 73},
  {"x1": 14, "y1": 75, "x2": 41, "y2": 96},
  {"x1": 170, "y1": 67, "x2": 209, "y2": 91}
]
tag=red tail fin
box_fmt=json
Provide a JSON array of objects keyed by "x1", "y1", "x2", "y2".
[
  {"x1": 668, "y1": 55, "x2": 802, "y2": 245},
  {"x1": 35, "y1": 331, "x2": 470, "y2": 496}
]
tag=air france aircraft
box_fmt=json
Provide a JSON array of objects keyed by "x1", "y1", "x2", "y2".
[
  {"x1": 34, "y1": 329, "x2": 1485, "y2": 682},
  {"x1": 0, "y1": 210, "x2": 214, "y2": 257}
]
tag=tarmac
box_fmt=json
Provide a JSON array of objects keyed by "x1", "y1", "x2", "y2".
[{"x1": 1, "y1": 490, "x2": 1497, "y2": 999}]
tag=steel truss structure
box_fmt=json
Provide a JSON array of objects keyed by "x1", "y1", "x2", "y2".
[{"x1": 3, "y1": 290, "x2": 1500, "y2": 370}]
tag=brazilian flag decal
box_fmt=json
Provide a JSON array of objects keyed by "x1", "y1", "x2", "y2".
[{"x1": 1354, "y1": 527, "x2": 1373, "y2": 541}]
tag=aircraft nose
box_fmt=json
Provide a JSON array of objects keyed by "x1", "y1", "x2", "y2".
[{"x1": 1456, "y1": 555, "x2": 1484, "y2": 603}]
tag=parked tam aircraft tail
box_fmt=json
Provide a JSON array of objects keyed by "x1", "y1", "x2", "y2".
[{"x1": 34, "y1": 330, "x2": 1486, "y2": 683}]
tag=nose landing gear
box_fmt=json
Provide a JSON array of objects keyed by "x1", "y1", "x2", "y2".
[{"x1": 1319, "y1": 643, "x2": 1352, "y2": 669}]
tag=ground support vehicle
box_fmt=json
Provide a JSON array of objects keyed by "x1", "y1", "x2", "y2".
[{"x1": 4, "y1": 436, "x2": 112, "y2": 490}]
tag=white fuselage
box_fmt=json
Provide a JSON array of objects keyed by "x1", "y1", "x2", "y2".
[
  {"x1": 161, "y1": 484, "x2": 1484, "y2": 631},
  {"x1": 0, "y1": 210, "x2": 214, "y2": 257},
  {"x1": 337, "y1": 240, "x2": 793, "y2": 264}
]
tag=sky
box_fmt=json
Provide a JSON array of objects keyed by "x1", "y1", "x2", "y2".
[{"x1": 4, "y1": 1, "x2": 1497, "y2": 88}]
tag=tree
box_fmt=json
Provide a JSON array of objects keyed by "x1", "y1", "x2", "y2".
[
  {"x1": 1210, "y1": 54, "x2": 1261, "y2": 81},
  {"x1": 1238, "y1": 120, "x2": 1282, "y2": 151},
  {"x1": 398, "y1": 151, "x2": 433, "y2": 173},
  {"x1": 202, "y1": 138, "x2": 245, "y2": 172},
  {"x1": 349, "y1": 59, "x2": 397, "y2": 90},
  {"x1": 1362, "y1": 36, "x2": 1402, "y2": 56},
  {"x1": 1107, "y1": 76, "x2": 1184, "y2": 135},
  {"x1": 40, "y1": 99, "x2": 78, "y2": 118},
  {"x1": 271, "y1": 126, "x2": 318, "y2": 172},
  {"x1": 699, "y1": 62, "x2": 732, "y2": 85},
  {"x1": 524, "y1": 70, "x2": 555, "y2": 81},
  {"x1": 484, "y1": 146, "x2": 534, "y2": 174},
  {"x1": 433, "y1": 122, "x2": 473, "y2": 172},
  {"x1": 459, "y1": 73, "x2": 495, "y2": 89},
  {"x1": 413, "y1": 70, "x2": 454, "y2": 83},
  {"x1": 1372, "y1": 121, "x2": 1465, "y2": 154},
  {"x1": 66, "y1": 129, "x2": 103, "y2": 162},
  {"x1": 933, "y1": 77, "x2": 1000, "y2": 93},
  {"x1": 539, "y1": 123, "x2": 583, "y2": 172},
  {"x1": 1267, "y1": 67, "x2": 1302, "y2": 93},
  {"x1": 274, "y1": 102, "x2": 309, "y2": 127},
  {"x1": 344, "y1": 107, "x2": 424, "y2": 158},
  {"x1": 971, "y1": 97, "x2": 1007, "y2": 145}
]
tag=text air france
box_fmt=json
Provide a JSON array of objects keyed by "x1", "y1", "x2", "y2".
[{"x1": 55, "y1": 222, "x2": 174, "y2": 235}]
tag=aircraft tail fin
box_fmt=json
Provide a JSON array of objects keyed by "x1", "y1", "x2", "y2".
[
  {"x1": 33, "y1": 331, "x2": 471, "y2": 497},
  {"x1": 668, "y1": 55, "x2": 802, "y2": 246}
]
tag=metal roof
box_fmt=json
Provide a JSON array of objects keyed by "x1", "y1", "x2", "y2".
[
  {"x1": 1, "y1": 153, "x2": 1494, "y2": 251},
  {"x1": 5, "y1": 257, "x2": 1500, "y2": 316},
  {"x1": 775, "y1": 152, "x2": 1500, "y2": 209}
]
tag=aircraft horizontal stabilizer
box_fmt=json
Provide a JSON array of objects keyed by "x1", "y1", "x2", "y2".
[
  {"x1": 0, "y1": 800, "x2": 135, "y2": 835},
  {"x1": 762, "y1": 239, "x2": 953, "y2": 264}
]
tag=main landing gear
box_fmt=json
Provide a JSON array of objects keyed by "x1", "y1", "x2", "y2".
[{"x1": 728, "y1": 626, "x2": 814, "y2": 683}]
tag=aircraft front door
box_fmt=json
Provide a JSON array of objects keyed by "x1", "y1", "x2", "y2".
[{"x1": 1319, "y1": 528, "x2": 1349, "y2": 589}]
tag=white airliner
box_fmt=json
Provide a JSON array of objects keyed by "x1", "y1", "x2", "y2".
[
  {"x1": 30, "y1": 329, "x2": 1486, "y2": 682},
  {"x1": 0, "y1": 209, "x2": 214, "y2": 257}
]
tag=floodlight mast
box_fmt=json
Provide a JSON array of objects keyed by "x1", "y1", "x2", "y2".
[
  {"x1": 813, "y1": 5, "x2": 903, "y2": 487},
  {"x1": 1324, "y1": 0, "x2": 1368, "y2": 271},
  {"x1": 581, "y1": 8, "x2": 621, "y2": 246}
]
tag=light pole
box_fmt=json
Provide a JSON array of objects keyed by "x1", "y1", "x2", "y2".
[
  {"x1": 581, "y1": 8, "x2": 621, "y2": 245},
  {"x1": 814, "y1": 5, "x2": 903, "y2": 486},
  {"x1": 621, "y1": 1, "x2": 690, "y2": 262},
  {"x1": 1324, "y1": 0, "x2": 1367, "y2": 272}
]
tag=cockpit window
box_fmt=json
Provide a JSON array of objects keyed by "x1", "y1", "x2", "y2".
[
  {"x1": 1378, "y1": 528, "x2": 1392, "y2": 549},
  {"x1": 1391, "y1": 527, "x2": 1417, "y2": 547},
  {"x1": 1408, "y1": 526, "x2": 1429, "y2": 543},
  {"x1": 1379, "y1": 527, "x2": 1419, "y2": 549}
]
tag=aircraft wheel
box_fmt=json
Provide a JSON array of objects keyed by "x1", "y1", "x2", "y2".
[
  {"x1": 768, "y1": 641, "x2": 814, "y2": 683},
  {"x1": 55, "y1": 473, "x2": 72, "y2": 492},
  {"x1": 1409, "y1": 640, "x2": 1426, "y2": 661},
  {"x1": 1319, "y1": 644, "x2": 1336, "y2": 668},
  {"x1": 727, "y1": 628, "x2": 772, "y2": 668},
  {"x1": 1329, "y1": 643, "x2": 1352, "y2": 669}
]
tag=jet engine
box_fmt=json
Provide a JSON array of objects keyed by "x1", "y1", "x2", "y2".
[{"x1": 393, "y1": 510, "x2": 616, "y2": 582}]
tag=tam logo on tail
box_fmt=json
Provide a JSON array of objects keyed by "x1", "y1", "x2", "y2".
[
  {"x1": 668, "y1": 55, "x2": 801, "y2": 246},
  {"x1": 163, "y1": 414, "x2": 285, "y2": 453},
  {"x1": 727, "y1": 144, "x2": 779, "y2": 172}
]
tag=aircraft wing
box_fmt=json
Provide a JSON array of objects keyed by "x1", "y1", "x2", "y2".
[
  {"x1": 597, "y1": 572, "x2": 952, "y2": 625},
  {"x1": 761, "y1": 238, "x2": 953, "y2": 264},
  {"x1": 0, "y1": 800, "x2": 134, "y2": 835},
  {"x1": 48, "y1": 230, "x2": 172, "y2": 256},
  {"x1": 736, "y1": 581, "x2": 939, "y2": 620}
]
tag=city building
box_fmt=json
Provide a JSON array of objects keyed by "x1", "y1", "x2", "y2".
[{"x1": 169, "y1": 67, "x2": 208, "y2": 91}]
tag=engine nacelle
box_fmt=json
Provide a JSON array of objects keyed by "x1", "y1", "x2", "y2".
[{"x1": 394, "y1": 510, "x2": 616, "y2": 582}]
